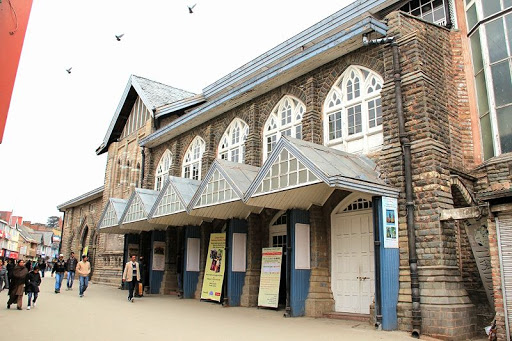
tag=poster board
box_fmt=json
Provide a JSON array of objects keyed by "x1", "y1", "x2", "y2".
[
  {"x1": 186, "y1": 238, "x2": 200, "y2": 272},
  {"x1": 201, "y1": 233, "x2": 226, "y2": 302},
  {"x1": 258, "y1": 247, "x2": 283, "y2": 308},
  {"x1": 152, "y1": 241, "x2": 166, "y2": 271},
  {"x1": 382, "y1": 196, "x2": 399, "y2": 248},
  {"x1": 232, "y1": 233, "x2": 246, "y2": 272},
  {"x1": 295, "y1": 223, "x2": 310, "y2": 269}
]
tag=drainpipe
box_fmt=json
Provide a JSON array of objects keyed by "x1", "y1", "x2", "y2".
[
  {"x1": 140, "y1": 148, "x2": 145, "y2": 188},
  {"x1": 372, "y1": 197, "x2": 382, "y2": 329},
  {"x1": 284, "y1": 211, "x2": 292, "y2": 318},
  {"x1": 363, "y1": 35, "x2": 421, "y2": 338}
]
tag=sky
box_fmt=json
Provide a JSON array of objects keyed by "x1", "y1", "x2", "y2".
[{"x1": 0, "y1": 0, "x2": 353, "y2": 224}]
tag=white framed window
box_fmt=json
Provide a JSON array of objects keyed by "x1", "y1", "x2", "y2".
[
  {"x1": 401, "y1": 0, "x2": 451, "y2": 26},
  {"x1": 263, "y1": 95, "x2": 305, "y2": 160},
  {"x1": 323, "y1": 65, "x2": 383, "y2": 154},
  {"x1": 155, "y1": 150, "x2": 172, "y2": 191},
  {"x1": 466, "y1": 1, "x2": 512, "y2": 160},
  {"x1": 182, "y1": 136, "x2": 206, "y2": 180},
  {"x1": 218, "y1": 118, "x2": 249, "y2": 163}
]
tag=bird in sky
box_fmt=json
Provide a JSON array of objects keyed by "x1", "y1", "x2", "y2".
[
  {"x1": 66, "y1": 67, "x2": 72, "y2": 74},
  {"x1": 188, "y1": 4, "x2": 196, "y2": 13},
  {"x1": 115, "y1": 33, "x2": 124, "y2": 41}
]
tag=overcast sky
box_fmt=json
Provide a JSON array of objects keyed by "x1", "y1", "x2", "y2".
[{"x1": 0, "y1": 0, "x2": 353, "y2": 224}]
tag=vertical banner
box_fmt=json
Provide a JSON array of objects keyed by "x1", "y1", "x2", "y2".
[
  {"x1": 382, "y1": 196, "x2": 398, "y2": 248},
  {"x1": 201, "y1": 233, "x2": 226, "y2": 302},
  {"x1": 152, "y1": 241, "x2": 166, "y2": 271},
  {"x1": 83, "y1": 246, "x2": 89, "y2": 256},
  {"x1": 258, "y1": 247, "x2": 283, "y2": 308}
]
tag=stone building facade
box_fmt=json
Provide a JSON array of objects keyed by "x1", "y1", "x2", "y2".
[{"x1": 61, "y1": 0, "x2": 512, "y2": 340}]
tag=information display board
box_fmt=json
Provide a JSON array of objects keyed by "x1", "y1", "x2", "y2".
[{"x1": 257, "y1": 247, "x2": 283, "y2": 308}]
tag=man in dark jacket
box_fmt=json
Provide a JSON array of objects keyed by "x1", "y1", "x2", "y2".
[
  {"x1": 51, "y1": 254, "x2": 66, "y2": 293},
  {"x1": 7, "y1": 260, "x2": 28, "y2": 310},
  {"x1": 65, "y1": 252, "x2": 78, "y2": 290}
]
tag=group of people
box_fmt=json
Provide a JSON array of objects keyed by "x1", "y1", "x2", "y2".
[{"x1": 0, "y1": 251, "x2": 91, "y2": 310}]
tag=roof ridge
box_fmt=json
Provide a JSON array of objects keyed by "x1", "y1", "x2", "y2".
[{"x1": 132, "y1": 74, "x2": 196, "y2": 95}]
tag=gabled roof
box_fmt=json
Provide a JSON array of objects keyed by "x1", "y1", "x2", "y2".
[
  {"x1": 148, "y1": 176, "x2": 204, "y2": 226},
  {"x1": 32, "y1": 231, "x2": 53, "y2": 246},
  {"x1": 188, "y1": 159, "x2": 261, "y2": 219},
  {"x1": 97, "y1": 198, "x2": 128, "y2": 229},
  {"x1": 96, "y1": 75, "x2": 197, "y2": 155},
  {"x1": 120, "y1": 189, "x2": 165, "y2": 231},
  {"x1": 244, "y1": 136, "x2": 399, "y2": 210},
  {"x1": 17, "y1": 225, "x2": 37, "y2": 243}
]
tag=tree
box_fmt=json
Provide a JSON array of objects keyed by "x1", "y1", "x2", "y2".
[{"x1": 47, "y1": 216, "x2": 60, "y2": 228}]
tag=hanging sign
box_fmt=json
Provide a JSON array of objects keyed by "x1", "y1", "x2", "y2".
[
  {"x1": 152, "y1": 241, "x2": 166, "y2": 271},
  {"x1": 382, "y1": 196, "x2": 399, "y2": 248},
  {"x1": 201, "y1": 233, "x2": 226, "y2": 302},
  {"x1": 258, "y1": 247, "x2": 283, "y2": 308}
]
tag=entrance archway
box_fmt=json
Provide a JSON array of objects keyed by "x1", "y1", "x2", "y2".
[{"x1": 331, "y1": 193, "x2": 374, "y2": 314}]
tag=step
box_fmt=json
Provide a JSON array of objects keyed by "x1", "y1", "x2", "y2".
[{"x1": 323, "y1": 312, "x2": 370, "y2": 322}]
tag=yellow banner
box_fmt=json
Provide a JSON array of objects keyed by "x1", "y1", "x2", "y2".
[
  {"x1": 201, "y1": 233, "x2": 226, "y2": 302},
  {"x1": 83, "y1": 246, "x2": 88, "y2": 256},
  {"x1": 258, "y1": 247, "x2": 283, "y2": 308}
]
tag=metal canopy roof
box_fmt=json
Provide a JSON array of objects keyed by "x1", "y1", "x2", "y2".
[
  {"x1": 120, "y1": 188, "x2": 166, "y2": 231},
  {"x1": 188, "y1": 159, "x2": 262, "y2": 220},
  {"x1": 97, "y1": 198, "x2": 135, "y2": 234},
  {"x1": 244, "y1": 136, "x2": 399, "y2": 210},
  {"x1": 148, "y1": 176, "x2": 204, "y2": 227}
]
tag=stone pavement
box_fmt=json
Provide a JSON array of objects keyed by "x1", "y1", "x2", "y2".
[{"x1": 0, "y1": 272, "x2": 476, "y2": 341}]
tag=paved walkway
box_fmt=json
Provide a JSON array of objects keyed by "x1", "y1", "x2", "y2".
[{"x1": 0, "y1": 271, "x2": 467, "y2": 341}]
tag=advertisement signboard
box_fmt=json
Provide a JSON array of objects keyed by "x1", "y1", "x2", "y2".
[
  {"x1": 382, "y1": 197, "x2": 399, "y2": 248},
  {"x1": 152, "y1": 241, "x2": 165, "y2": 271},
  {"x1": 258, "y1": 247, "x2": 283, "y2": 308},
  {"x1": 200, "y1": 233, "x2": 226, "y2": 302}
]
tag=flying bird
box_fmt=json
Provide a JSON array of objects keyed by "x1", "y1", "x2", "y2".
[
  {"x1": 66, "y1": 67, "x2": 72, "y2": 74},
  {"x1": 188, "y1": 4, "x2": 196, "y2": 13},
  {"x1": 115, "y1": 33, "x2": 124, "y2": 41}
]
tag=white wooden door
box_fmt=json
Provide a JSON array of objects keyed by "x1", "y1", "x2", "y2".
[{"x1": 331, "y1": 210, "x2": 374, "y2": 314}]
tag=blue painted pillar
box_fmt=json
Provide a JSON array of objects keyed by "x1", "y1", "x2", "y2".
[
  {"x1": 288, "y1": 209, "x2": 311, "y2": 317},
  {"x1": 373, "y1": 197, "x2": 399, "y2": 330},
  {"x1": 226, "y1": 219, "x2": 248, "y2": 306},
  {"x1": 183, "y1": 226, "x2": 200, "y2": 299},
  {"x1": 149, "y1": 230, "x2": 166, "y2": 294}
]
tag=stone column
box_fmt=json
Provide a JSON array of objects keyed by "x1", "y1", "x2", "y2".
[
  {"x1": 302, "y1": 76, "x2": 322, "y2": 145},
  {"x1": 240, "y1": 213, "x2": 263, "y2": 307}
]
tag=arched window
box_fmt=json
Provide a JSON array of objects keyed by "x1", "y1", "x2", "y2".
[
  {"x1": 323, "y1": 65, "x2": 383, "y2": 154},
  {"x1": 182, "y1": 137, "x2": 205, "y2": 180},
  {"x1": 263, "y1": 95, "x2": 305, "y2": 160},
  {"x1": 155, "y1": 150, "x2": 172, "y2": 191},
  {"x1": 218, "y1": 118, "x2": 249, "y2": 163}
]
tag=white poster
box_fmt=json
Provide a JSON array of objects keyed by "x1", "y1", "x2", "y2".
[
  {"x1": 152, "y1": 241, "x2": 166, "y2": 271},
  {"x1": 295, "y1": 223, "x2": 310, "y2": 269},
  {"x1": 232, "y1": 233, "x2": 247, "y2": 272},
  {"x1": 186, "y1": 238, "x2": 200, "y2": 272},
  {"x1": 382, "y1": 197, "x2": 399, "y2": 248}
]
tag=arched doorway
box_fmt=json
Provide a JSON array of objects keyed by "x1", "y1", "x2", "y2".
[
  {"x1": 269, "y1": 211, "x2": 287, "y2": 307},
  {"x1": 331, "y1": 194, "x2": 374, "y2": 314},
  {"x1": 80, "y1": 225, "x2": 89, "y2": 257}
]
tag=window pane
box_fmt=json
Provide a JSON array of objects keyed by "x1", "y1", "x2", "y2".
[
  {"x1": 497, "y1": 105, "x2": 512, "y2": 153},
  {"x1": 480, "y1": 114, "x2": 495, "y2": 160},
  {"x1": 491, "y1": 61, "x2": 512, "y2": 106},
  {"x1": 470, "y1": 31, "x2": 483, "y2": 73},
  {"x1": 506, "y1": 0, "x2": 512, "y2": 9},
  {"x1": 507, "y1": 13, "x2": 512, "y2": 56},
  {"x1": 486, "y1": 19, "x2": 507, "y2": 63},
  {"x1": 475, "y1": 71, "x2": 490, "y2": 115},
  {"x1": 483, "y1": 0, "x2": 501, "y2": 18},
  {"x1": 466, "y1": 4, "x2": 478, "y2": 31}
]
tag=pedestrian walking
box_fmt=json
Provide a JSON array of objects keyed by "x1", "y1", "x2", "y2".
[
  {"x1": 37, "y1": 258, "x2": 45, "y2": 278},
  {"x1": 122, "y1": 255, "x2": 140, "y2": 302},
  {"x1": 25, "y1": 265, "x2": 41, "y2": 310},
  {"x1": 25, "y1": 260, "x2": 32, "y2": 272},
  {"x1": 65, "y1": 252, "x2": 78, "y2": 290},
  {"x1": 76, "y1": 255, "x2": 91, "y2": 298},
  {"x1": 6, "y1": 258, "x2": 14, "y2": 285},
  {"x1": 51, "y1": 254, "x2": 66, "y2": 293},
  {"x1": 7, "y1": 260, "x2": 28, "y2": 310},
  {"x1": 0, "y1": 259, "x2": 9, "y2": 292}
]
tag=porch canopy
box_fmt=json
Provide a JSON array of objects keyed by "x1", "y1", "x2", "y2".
[
  {"x1": 97, "y1": 198, "x2": 136, "y2": 234},
  {"x1": 188, "y1": 159, "x2": 262, "y2": 219},
  {"x1": 244, "y1": 136, "x2": 399, "y2": 210},
  {"x1": 148, "y1": 176, "x2": 204, "y2": 226},
  {"x1": 120, "y1": 188, "x2": 165, "y2": 232}
]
